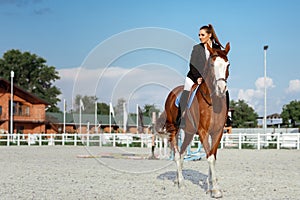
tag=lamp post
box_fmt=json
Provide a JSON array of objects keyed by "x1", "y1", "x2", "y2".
[
  {"x1": 263, "y1": 45, "x2": 268, "y2": 135},
  {"x1": 10, "y1": 70, "x2": 14, "y2": 145}
]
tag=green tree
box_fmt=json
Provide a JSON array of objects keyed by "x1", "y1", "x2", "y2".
[
  {"x1": 97, "y1": 102, "x2": 109, "y2": 115},
  {"x1": 229, "y1": 99, "x2": 259, "y2": 128},
  {"x1": 281, "y1": 100, "x2": 300, "y2": 127},
  {"x1": 143, "y1": 104, "x2": 160, "y2": 117},
  {"x1": 73, "y1": 95, "x2": 110, "y2": 115},
  {"x1": 74, "y1": 95, "x2": 98, "y2": 113},
  {"x1": 0, "y1": 49, "x2": 61, "y2": 112}
]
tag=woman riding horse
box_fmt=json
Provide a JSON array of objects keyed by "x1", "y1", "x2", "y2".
[
  {"x1": 155, "y1": 24, "x2": 231, "y2": 197},
  {"x1": 177, "y1": 24, "x2": 229, "y2": 128}
]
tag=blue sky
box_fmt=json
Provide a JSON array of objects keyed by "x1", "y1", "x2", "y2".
[{"x1": 1, "y1": 0, "x2": 300, "y2": 115}]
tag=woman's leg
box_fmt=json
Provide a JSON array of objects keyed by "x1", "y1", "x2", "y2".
[{"x1": 176, "y1": 77, "x2": 194, "y2": 128}]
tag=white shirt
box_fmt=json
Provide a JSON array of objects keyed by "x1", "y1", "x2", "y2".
[{"x1": 205, "y1": 45, "x2": 210, "y2": 60}]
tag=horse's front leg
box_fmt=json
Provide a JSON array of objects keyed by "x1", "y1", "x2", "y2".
[{"x1": 207, "y1": 155, "x2": 222, "y2": 198}]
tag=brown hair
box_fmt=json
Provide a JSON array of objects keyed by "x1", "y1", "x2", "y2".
[{"x1": 200, "y1": 24, "x2": 224, "y2": 48}]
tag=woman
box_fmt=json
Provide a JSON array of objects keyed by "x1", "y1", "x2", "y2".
[{"x1": 176, "y1": 24, "x2": 224, "y2": 128}]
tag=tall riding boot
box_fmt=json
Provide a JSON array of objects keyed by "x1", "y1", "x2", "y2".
[
  {"x1": 176, "y1": 90, "x2": 189, "y2": 128},
  {"x1": 226, "y1": 90, "x2": 229, "y2": 110}
]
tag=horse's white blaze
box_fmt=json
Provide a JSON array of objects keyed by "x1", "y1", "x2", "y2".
[{"x1": 214, "y1": 57, "x2": 229, "y2": 95}]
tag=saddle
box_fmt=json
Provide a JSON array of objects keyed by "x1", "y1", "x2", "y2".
[{"x1": 175, "y1": 85, "x2": 200, "y2": 108}]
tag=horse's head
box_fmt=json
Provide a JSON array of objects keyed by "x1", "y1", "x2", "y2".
[{"x1": 207, "y1": 42, "x2": 230, "y2": 97}]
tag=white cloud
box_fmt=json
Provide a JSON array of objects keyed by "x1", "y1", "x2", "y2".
[
  {"x1": 286, "y1": 79, "x2": 300, "y2": 93},
  {"x1": 237, "y1": 77, "x2": 275, "y2": 113},
  {"x1": 238, "y1": 77, "x2": 274, "y2": 100},
  {"x1": 255, "y1": 77, "x2": 275, "y2": 90},
  {"x1": 55, "y1": 65, "x2": 184, "y2": 112},
  {"x1": 238, "y1": 89, "x2": 262, "y2": 103}
]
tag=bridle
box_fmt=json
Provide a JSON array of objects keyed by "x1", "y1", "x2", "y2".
[
  {"x1": 208, "y1": 53, "x2": 229, "y2": 96},
  {"x1": 210, "y1": 54, "x2": 229, "y2": 84},
  {"x1": 216, "y1": 77, "x2": 227, "y2": 83}
]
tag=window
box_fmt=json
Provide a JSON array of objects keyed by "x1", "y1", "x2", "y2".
[
  {"x1": 12, "y1": 102, "x2": 30, "y2": 116},
  {"x1": 25, "y1": 107, "x2": 30, "y2": 116},
  {"x1": 13, "y1": 102, "x2": 17, "y2": 115}
]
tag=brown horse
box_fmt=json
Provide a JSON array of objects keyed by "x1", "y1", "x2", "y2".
[{"x1": 155, "y1": 43, "x2": 230, "y2": 198}]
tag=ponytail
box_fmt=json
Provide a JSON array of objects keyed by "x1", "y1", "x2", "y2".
[{"x1": 201, "y1": 24, "x2": 224, "y2": 48}]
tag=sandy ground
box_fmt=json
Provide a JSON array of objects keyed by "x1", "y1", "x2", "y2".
[{"x1": 0, "y1": 146, "x2": 299, "y2": 200}]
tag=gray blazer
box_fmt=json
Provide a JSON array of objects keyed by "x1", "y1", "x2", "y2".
[{"x1": 187, "y1": 43, "x2": 220, "y2": 83}]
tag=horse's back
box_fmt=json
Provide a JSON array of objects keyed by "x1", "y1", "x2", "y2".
[
  {"x1": 154, "y1": 85, "x2": 183, "y2": 136},
  {"x1": 165, "y1": 85, "x2": 183, "y2": 106}
]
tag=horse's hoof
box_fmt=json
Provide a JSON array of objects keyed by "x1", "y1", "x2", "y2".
[
  {"x1": 174, "y1": 180, "x2": 186, "y2": 189},
  {"x1": 148, "y1": 155, "x2": 158, "y2": 160},
  {"x1": 174, "y1": 179, "x2": 178, "y2": 185},
  {"x1": 211, "y1": 189, "x2": 223, "y2": 198},
  {"x1": 178, "y1": 182, "x2": 186, "y2": 189}
]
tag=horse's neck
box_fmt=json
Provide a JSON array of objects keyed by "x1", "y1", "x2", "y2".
[{"x1": 198, "y1": 82, "x2": 212, "y2": 106}]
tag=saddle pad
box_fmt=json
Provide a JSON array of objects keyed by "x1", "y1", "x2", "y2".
[{"x1": 175, "y1": 85, "x2": 199, "y2": 108}]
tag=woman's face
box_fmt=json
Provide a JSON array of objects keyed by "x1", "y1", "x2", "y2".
[{"x1": 199, "y1": 29, "x2": 211, "y2": 44}]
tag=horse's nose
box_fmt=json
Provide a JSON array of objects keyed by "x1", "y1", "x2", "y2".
[{"x1": 217, "y1": 81, "x2": 227, "y2": 95}]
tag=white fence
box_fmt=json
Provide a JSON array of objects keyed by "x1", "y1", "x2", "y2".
[
  {"x1": 0, "y1": 133, "x2": 155, "y2": 148},
  {"x1": 220, "y1": 132, "x2": 300, "y2": 150},
  {"x1": 0, "y1": 132, "x2": 299, "y2": 150}
]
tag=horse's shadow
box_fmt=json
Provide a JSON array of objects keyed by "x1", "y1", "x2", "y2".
[{"x1": 157, "y1": 169, "x2": 208, "y2": 191}]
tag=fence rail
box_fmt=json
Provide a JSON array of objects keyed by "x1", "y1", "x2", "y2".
[
  {"x1": 0, "y1": 133, "x2": 155, "y2": 148},
  {"x1": 0, "y1": 132, "x2": 299, "y2": 150},
  {"x1": 220, "y1": 132, "x2": 300, "y2": 150}
]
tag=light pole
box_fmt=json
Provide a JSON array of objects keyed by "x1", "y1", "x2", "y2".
[
  {"x1": 10, "y1": 70, "x2": 14, "y2": 145},
  {"x1": 263, "y1": 45, "x2": 268, "y2": 135}
]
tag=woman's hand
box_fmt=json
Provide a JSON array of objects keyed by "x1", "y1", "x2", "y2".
[{"x1": 197, "y1": 77, "x2": 203, "y2": 85}]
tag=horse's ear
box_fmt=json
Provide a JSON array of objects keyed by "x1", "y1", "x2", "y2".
[{"x1": 224, "y1": 42, "x2": 230, "y2": 54}]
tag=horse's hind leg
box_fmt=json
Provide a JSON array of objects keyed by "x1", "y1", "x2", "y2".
[
  {"x1": 174, "y1": 146, "x2": 185, "y2": 188},
  {"x1": 169, "y1": 129, "x2": 185, "y2": 188},
  {"x1": 173, "y1": 130, "x2": 195, "y2": 189},
  {"x1": 207, "y1": 154, "x2": 223, "y2": 198}
]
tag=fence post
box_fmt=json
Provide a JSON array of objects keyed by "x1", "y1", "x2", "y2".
[
  {"x1": 48, "y1": 133, "x2": 52, "y2": 146},
  {"x1": 238, "y1": 132, "x2": 242, "y2": 149},
  {"x1": 164, "y1": 137, "x2": 168, "y2": 155},
  {"x1": 297, "y1": 133, "x2": 300, "y2": 150},
  {"x1": 17, "y1": 133, "x2": 20, "y2": 146},
  {"x1": 74, "y1": 133, "x2": 77, "y2": 146},
  {"x1": 39, "y1": 133, "x2": 42, "y2": 146},
  {"x1": 159, "y1": 138, "x2": 162, "y2": 156},
  {"x1": 7, "y1": 133, "x2": 9, "y2": 146},
  {"x1": 257, "y1": 132, "x2": 260, "y2": 150},
  {"x1": 220, "y1": 134, "x2": 224, "y2": 149},
  {"x1": 126, "y1": 134, "x2": 129, "y2": 148},
  {"x1": 99, "y1": 134, "x2": 102, "y2": 147},
  {"x1": 277, "y1": 132, "x2": 280, "y2": 150},
  {"x1": 62, "y1": 133, "x2": 65, "y2": 146},
  {"x1": 87, "y1": 133, "x2": 90, "y2": 147},
  {"x1": 113, "y1": 134, "x2": 116, "y2": 147},
  {"x1": 28, "y1": 134, "x2": 31, "y2": 146}
]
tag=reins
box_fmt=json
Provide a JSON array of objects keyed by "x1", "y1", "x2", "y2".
[{"x1": 198, "y1": 84, "x2": 212, "y2": 107}]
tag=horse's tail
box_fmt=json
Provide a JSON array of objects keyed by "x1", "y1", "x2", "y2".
[{"x1": 154, "y1": 111, "x2": 169, "y2": 138}]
